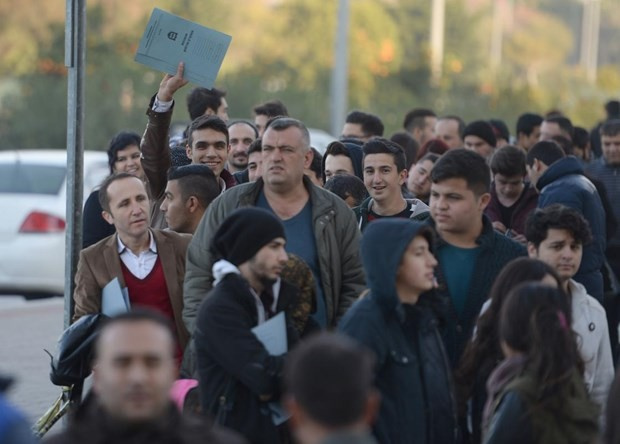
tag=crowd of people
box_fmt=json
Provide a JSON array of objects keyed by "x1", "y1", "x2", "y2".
[{"x1": 4, "y1": 60, "x2": 619, "y2": 444}]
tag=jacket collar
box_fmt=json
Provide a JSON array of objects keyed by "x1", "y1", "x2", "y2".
[
  {"x1": 428, "y1": 214, "x2": 497, "y2": 249},
  {"x1": 537, "y1": 156, "x2": 584, "y2": 190}
]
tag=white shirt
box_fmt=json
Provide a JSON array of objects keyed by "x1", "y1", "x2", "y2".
[
  {"x1": 250, "y1": 280, "x2": 281, "y2": 325},
  {"x1": 152, "y1": 96, "x2": 173, "y2": 113},
  {"x1": 116, "y1": 231, "x2": 158, "y2": 279}
]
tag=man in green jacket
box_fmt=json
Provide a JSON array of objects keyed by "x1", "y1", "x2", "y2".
[{"x1": 183, "y1": 117, "x2": 366, "y2": 332}]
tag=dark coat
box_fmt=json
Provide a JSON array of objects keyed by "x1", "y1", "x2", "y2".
[
  {"x1": 339, "y1": 219, "x2": 458, "y2": 444},
  {"x1": 483, "y1": 366, "x2": 599, "y2": 444},
  {"x1": 537, "y1": 156, "x2": 607, "y2": 302},
  {"x1": 73, "y1": 230, "x2": 192, "y2": 350},
  {"x1": 82, "y1": 189, "x2": 115, "y2": 249},
  {"x1": 43, "y1": 395, "x2": 246, "y2": 444},
  {"x1": 484, "y1": 182, "x2": 538, "y2": 236},
  {"x1": 195, "y1": 273, "x2": 299, "y2": 444},
  {"x1": 429, "y1": 215, "x2": 526, "y2": 367}
]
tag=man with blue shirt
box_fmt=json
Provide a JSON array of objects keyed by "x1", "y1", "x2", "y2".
[
  {"x1": 428, "y1": 149, "x2": 526, "y2": 367},
  {"x1": 183, "y1": 117, "x2": 365, "y2": 332}
]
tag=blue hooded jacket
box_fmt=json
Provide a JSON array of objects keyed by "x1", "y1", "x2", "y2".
[
  {"x1": 321, "y1": 141, "x2": 365, "y2": 181},
  {"x1": 339, "y1": 219, "x2": 458, "y2": 444}
]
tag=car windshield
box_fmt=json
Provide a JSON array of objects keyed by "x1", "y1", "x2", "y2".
[{"x1": 0, "y1": 163, "x2": 66, "y2": 194}]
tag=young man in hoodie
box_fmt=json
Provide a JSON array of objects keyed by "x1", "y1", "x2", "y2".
[
  {"x1": 339, "y1": 219, "x2": 457, "y2": 444},
  {"x1": 322, "y1": 140, "x2": 364, "y2": 183},
  {"x1": 194, "y1": 207, "x2": 299, "y2": 444},
  {"x1": 353, "y1": 138, "x2": 430, "y2": 231}
]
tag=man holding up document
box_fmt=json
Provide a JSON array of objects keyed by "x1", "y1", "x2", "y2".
[
  {"x1": 72, "y1": 173, "x2": 191, "y2": 362},
  {"x1": 194, "y1": 208, "x2": 300, "y2": 444}
]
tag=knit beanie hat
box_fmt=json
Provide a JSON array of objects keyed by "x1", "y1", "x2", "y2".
[
  {"x1": 211, "y1": 208, "x2": 286, "y2": 266},
  {"x1": 463, "y1": 120, "x2": 497, "y2": 147}
]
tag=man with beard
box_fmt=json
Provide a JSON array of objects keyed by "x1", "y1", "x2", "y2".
[
  {"x1": 194, "y1": 208, "x2": 299, "y2": 444},
  {"x1": 227, "y1": 120, "x2": 258, "y2": 175}
]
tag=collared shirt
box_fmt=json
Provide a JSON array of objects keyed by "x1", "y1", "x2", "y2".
[
  {"x1": 249, "y1": 280, "x2": 281, "y2": 325},
  {"x1": 152, "y1": 96, "x2": 174, "y2": 113},
  {"x1": 116, "y1": 231, "x2": 158, "y2": 279}
]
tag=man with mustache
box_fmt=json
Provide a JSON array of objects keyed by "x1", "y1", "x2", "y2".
[{"x1": 72, "y1": 173, "x2": 192, "y2": 363}]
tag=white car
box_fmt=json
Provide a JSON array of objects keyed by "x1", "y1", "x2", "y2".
[
  {"x1": 0, "y1": 150, "x2": 109, "y2": 296},
  {"x1": 308, "y1": 128, "x2": 337, "y2": 155}
]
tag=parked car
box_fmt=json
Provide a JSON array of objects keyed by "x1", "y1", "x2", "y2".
[
  {"x1": 0, "y1": 150, "x2": 109, "y2": 296},
  {"x1": 309, "y1": 128, "x2": 336, "y2": 155}
]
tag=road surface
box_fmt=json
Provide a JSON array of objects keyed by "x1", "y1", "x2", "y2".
[{"x1": 0, "y1": 296, "x2": 66, "y2": 433}]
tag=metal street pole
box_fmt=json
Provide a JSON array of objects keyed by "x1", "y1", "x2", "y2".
[
  {"x1": 430, "y1": 0, "x2": 445, "y2": 85},
  {"x1": 330, "y1": 0, "x2": 350, "y2": 138},
  {"x1": 490, "y1": 0, "x2": 504, "y2": 71},
  {"x1": 64, "y1": 0, "x2": 86, "y2": 328}
]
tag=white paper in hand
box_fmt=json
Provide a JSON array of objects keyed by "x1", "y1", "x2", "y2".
[
  {"x1": 101, "y1": 277, "x2": 130, "y2": 316},
  {"x1": 251, "y1": 312, "x2": 287, "y2": 356}
]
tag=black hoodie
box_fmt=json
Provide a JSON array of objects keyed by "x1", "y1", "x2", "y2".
[{"x1": 339, "y1": 219, "x2": 458, "y2": 444}]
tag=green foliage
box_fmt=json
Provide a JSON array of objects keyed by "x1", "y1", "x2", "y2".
[{"x1": 0, "y1": 0, "x2": 618, "y2": 150}]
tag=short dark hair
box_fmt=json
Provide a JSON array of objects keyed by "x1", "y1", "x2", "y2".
[
  {"x1": 284, "y1": 332, "x2": 375, "y2": 428},
  {"x1": 605, "y1": 100, "x2": 620, "y2": 118},
  {"x1": 98, "y1": 172, "x2": 142, "y2": 212},
  {"x1": 526, "y1": 140, "x2": 565, "y2": 167},
  {"x1": 227, "y1": 120, "x2": 259, "y2": 139},
  {"x1": 551, "y1": 135, "x2": 574, "y2": 156},
  {"x1": 186, "y1": 87, "x2": 226, "y2": 121},
  {"x1": 107, "y1": 131, "x2": 141, "y2": 174},
  {"x1": 390, "y1": 132, "x2": 420, "y2": 170},
  {"x1": 601, "y1": 119, "x2": 620, "y2": 138},
  {"x1": 544, "y1": 115, "x2": 574, "y2": 140},
  {"x1": 167, "y1": 164, "x2": 220, "y2": 209},
  {"x1": 525, "y1": 204, "x2": 592, "y2": 248},
  {"x1": 187, "y1": 115, "x2": 229, "y2": 147},
  {"x1": 325, "y1": 141, "x2": 352, "y2": 158},
  {"x1": 489, "y1": 119, "x2": 510, "y2": 142},
  {"x1": 403, "y1": 108, "x2": 436, "y2": 132},
  {"x1": 264, "y1": 117, "x2": 310, "y2": 149},
  {"x1": 490, "y1": 145, "x2": 527, "y2": 177},
  {"x1": 362, "y1": 138, "x2": 407, "y2": 172},
  {"x1": 431, "y1": 148, "x2": 490, "y2": 195},
  {"x1": 248, "y1": 137, "x2": 262, "y2": 156},
  {"x1": 253, "y1": 100, "x2": 289, "y2": 118},
  {"x1": 346, "y1": 110, "x2": 384, "y2": 137},
  {"x1": 516, "y1": 113, "x2": 543, "y2": 137},
  {"x1": 438, "y1": 115, "x2": 466, "y2": 138},
  {"x1": 308, "y1": 147, "x2": 323, "y2": 181},
  {"x1": 573, "y1": 127, "x2": 590, "y2": 150},
  {"x1": 324, "y1": 174, "x2": 368, "y2": 207},
  {"x1": 95, "y1": 309, "x2": 176, "y2": 359}
]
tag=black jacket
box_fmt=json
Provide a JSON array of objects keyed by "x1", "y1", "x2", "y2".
[
  {"x1": 429, "y1": 215, "x2": 526, "y2": 367},
  {"x1": 195, "y1": 273, "x2": 299, "y2": 444},
  {"x1": 43, "y1": 394, "x2": 246, "y2": 444},
  {"x1": 339, "y1": 219, "x2": 458, "y2": 444}
]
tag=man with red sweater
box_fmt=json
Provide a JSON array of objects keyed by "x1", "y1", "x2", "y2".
[{"x1": 73, "y1": 172, "x2": 191, "y2": 359}]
